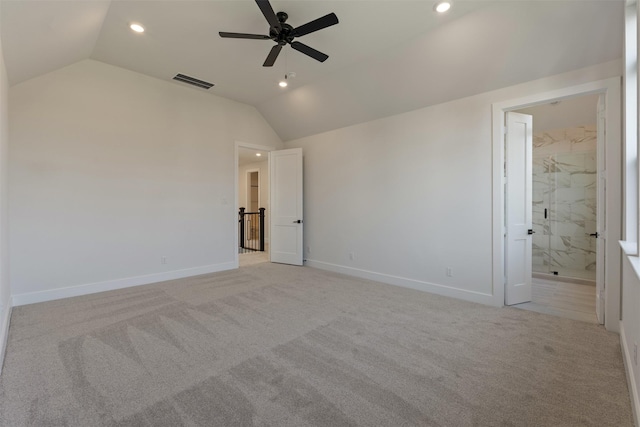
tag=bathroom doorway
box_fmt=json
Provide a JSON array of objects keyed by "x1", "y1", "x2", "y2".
[{"x1": 513, "y1": 94, "x2": 600, "y2": 323}]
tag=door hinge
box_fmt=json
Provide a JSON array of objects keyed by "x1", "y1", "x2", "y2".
[{"x1": 503, "y1": 126, "x2": 508, "y2": 135}]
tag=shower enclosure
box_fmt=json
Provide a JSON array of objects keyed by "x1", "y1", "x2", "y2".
[{"x1": 531, "y1": 128, "x2": 597, "y2": 282}]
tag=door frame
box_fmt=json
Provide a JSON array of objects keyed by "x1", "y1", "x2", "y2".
[
  {"x1": 492, "y1": 77, "x2": 622, "y2": 332},
  {"x1": 234, "y1": 141, "x2": 274, "y2": 268}
]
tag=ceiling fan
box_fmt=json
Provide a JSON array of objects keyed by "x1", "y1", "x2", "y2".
[{"x1": 219, "y1": 0, "x2": 339, "y2": 67}]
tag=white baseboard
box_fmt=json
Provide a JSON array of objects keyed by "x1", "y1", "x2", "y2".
[
  {"x1": 305, "y1": 259, "x2": 494, "y2": 306},
  {"x1": 0, "y1": 300, "x2": 11, "y2": 375},
  {"x1": 11, "y1": 262, "x2": 237, "y2": 307},
  {"x1": 621, "y1": 321, "x2": 640, "y2": 427}
]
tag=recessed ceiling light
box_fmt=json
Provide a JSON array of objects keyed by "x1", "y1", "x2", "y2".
[
  {"x1": 256, "y1": 153, "x2": 262, "y2": 157},
  {"x1": 279, "y1": 80, "x2": 288, "y2": 88},
  {"x1": 130, "y1": 23, "x2": 145, "y2": 33},
  {"x1": 434, "y1": 1, "x2": 451, "y2": 13}
]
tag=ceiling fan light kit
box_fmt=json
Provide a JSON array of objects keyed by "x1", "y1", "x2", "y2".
[
  {"x1": 278, "y1": 72, "x2": 296, "y2": 88},
  {"x1": 219, "y1": 0, "x2": 339, "y2": 67}
]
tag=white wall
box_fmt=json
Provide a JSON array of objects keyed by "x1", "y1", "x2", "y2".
[
  {"x1": 238, "y1": 159, "x2": 269, "y2": 243},
  {"x1": 9, "y1": 59, "x2": 282, "y2": 305},
  {"x1": 286, "y1": 60, "x2": 621, "y2": 305},
  {"x1": 0, "y1": 9, "x2": 11, "y2": 373}
]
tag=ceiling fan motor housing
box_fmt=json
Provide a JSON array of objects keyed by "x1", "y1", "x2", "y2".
[
  {"x1": 271, "y1": 26, "x2": 294, "y2": 44},
  {"x1": 271, "y1": 12, "x2": 295, "y2": 45}
]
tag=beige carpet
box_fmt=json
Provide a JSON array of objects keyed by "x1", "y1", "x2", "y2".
[{"x1": 0, "y1": 263, "x2": 632, "y2": 426}]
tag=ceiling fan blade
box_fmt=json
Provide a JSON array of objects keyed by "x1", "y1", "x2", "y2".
[
  {"x1": 263, "y1": 44, "x2": 283, "y2": 67},
  {"x1": 255, "y1": 0, "x2": 281, "y2": 32},
  {"x1": 219, "y1": 32, "x2": 271, "y2": 40},
  {"x1": 292, "y1": 13, "x2": 339, "y2": 38},
  {"x1": 290, "y1": 41, "x2": 328, "y2": 62}
]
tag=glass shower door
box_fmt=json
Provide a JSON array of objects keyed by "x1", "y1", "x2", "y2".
[{"x1": 532, "y1": 152, "x2": 596, "y2": 281}]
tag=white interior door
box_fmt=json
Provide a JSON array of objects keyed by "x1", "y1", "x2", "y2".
[
  {"x1": 505, "y1": 112, "x2": 533, "y2": 305},
  {"x1": 270, "y1": 148, "x2": 303, "y2": 265},
  {"x1": 595, "y1": 95, "x2": 606, "y2": 325}
]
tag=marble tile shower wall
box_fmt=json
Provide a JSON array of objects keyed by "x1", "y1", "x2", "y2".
[{"x1": 532, "y1": 125, "x2": 597, "y2": 281}]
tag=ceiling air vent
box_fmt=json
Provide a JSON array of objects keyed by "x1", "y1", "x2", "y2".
[{"x1": 172, "y1": 74, "x2": 214, "y2": 90}]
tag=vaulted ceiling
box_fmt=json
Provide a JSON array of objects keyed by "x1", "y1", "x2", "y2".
[{"x1": 1, "y1": 1, "x2": 624, "y2": 141}]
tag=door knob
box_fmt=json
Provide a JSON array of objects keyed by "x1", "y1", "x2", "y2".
[
  {"x1": 528, "y1": 229, "x2": 534, "y2": 235},
  {"x1": 590, "y1": 232, "x2": 599, "y2": 238},
  {"x1": 293, "y1": 220, "x2": 303, "y2": 224}
]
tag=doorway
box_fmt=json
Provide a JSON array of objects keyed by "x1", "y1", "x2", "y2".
[
  {"x1": 235, "y1": 144, "x2": 305, "y2": 268},
  {"x1": 236, "y1": 143, "x2": 272, "y2": 267},
  {"x1": 513, "y1": 95, "x2": 600, "y2": 323},
  {"x1": 492, "y1": 77, "x2": 622, "y2": 332}
]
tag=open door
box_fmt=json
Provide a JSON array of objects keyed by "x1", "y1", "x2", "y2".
[
  {"x1": 270, "y1": 148, "x2": 303, "y2": 265},
  {"x1": 505, "y1": 112, "x2": 533, "y2": 305},
  {"x1": 595, "y1": 95, "x2": 606, "y2": 325}
]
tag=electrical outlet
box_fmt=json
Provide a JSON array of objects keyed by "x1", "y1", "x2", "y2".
[
  {"x1": 446, "y1": 267, "x2": 453, "y2": 277},
  {"x1": 348, "y1": 252, "x2": 355, "y2": 261},
  {"x1": 634, "y1": 343, "x2": 638, "y2": 366},
  {"x1": 161, "y1": 256, "x2": 167, "y2": 265}
]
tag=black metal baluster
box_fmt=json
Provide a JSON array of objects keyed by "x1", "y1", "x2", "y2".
[
  {"x1": 259, "y1": 208, "x2": 265, "y2": 252},
  {"x1": 239, "y1": 207, "x2": 245, "y2": 251}
]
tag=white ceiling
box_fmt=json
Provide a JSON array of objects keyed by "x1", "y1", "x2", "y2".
[
  {"x1": 238, "y1": 147, "x2": 268, "y2": 166},
  {"x1": 518, "y1": 94, "x2": 600, "y2": 132},
  {"x1": 1, "y1": 1, "x2": 624, "y2": 141}
]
